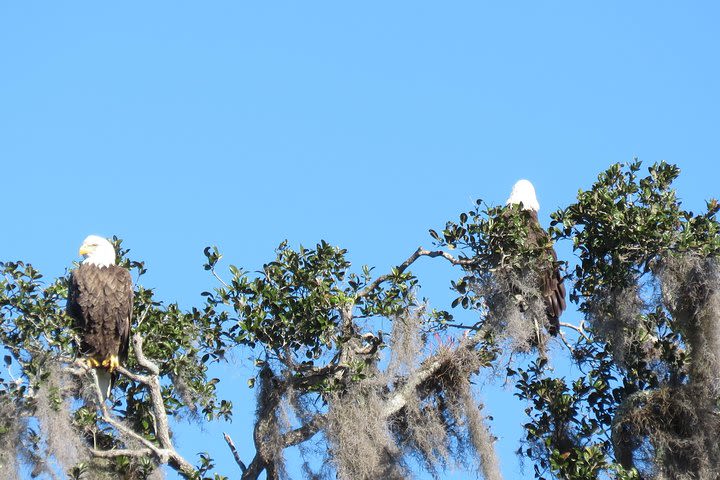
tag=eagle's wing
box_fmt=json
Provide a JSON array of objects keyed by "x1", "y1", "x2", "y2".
[
  {"x1": 526, "y1": 210, "x2": 566, "y2": 335},
  {"x1": 66, "y1": 270, "x2": 84, "y2": 330},
  {"x1": 543, "y1": 246, "x2": 566, "y2": 335},
  {"x1": 111, "y1": 267, "x2": 133, "y2": 365}
]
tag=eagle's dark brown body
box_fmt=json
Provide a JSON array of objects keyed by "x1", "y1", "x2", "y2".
[
  {"x1": 67, "y1": 264, "x2": 133, "y2": 366},
  {"x1": 525, "y1": 209, "x2": 566, "y2": 334}
]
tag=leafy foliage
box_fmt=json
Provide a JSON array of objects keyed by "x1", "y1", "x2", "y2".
[
  {"x1": 521, "y1": 161, "x2": 720, "y2": 480},
  {"x1": 203, "y1": 239, "x2": 418, "y2": 367},
  {"x1": 554, "y1": 160, "x2": 720, "y2": 308}
]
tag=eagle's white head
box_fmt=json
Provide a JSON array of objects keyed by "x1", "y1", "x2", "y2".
[
  {"x1": 506, "y1": 179, "x2": 540, "y2": 212},
  {"x1": 79, "y1": 235, "x2": 116, "y2": 267}
]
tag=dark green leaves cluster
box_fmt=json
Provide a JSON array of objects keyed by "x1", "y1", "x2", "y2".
[
  {"x1": 0, "y1": 260, "x2": 69, "y2": 396},
  {"x1": 513, "y1": 354, "x2": 638, "y2": 480},
  {"x1": 553, "y1": 160, "x2": 720, "y2": 307},
  {"x1": 205, "y1": 240, "x2": 353, "y2": 360},
  {"x1": 204, "y1": 240, "x2": 419, "y2": 364},
  {"x1": 431, "y1": 201, "x2": 543, "y2": 266}
]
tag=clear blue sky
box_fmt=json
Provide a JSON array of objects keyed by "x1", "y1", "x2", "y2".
[{"x1": 1, "y1": 2, "x2": 718, "y2": 479}]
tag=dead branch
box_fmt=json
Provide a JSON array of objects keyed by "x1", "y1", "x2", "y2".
[
  {"x1": 89, "y1": 447, "x2": 154, "y2": 458},
  {"x1": 224, "y1": 432, "x2": 248, "y2": 473},
  {"x1": 559, "y1": 321, "x2": 591, "y2": 343},
  {"x1": 130, "y1": 333, "x2": 160, "y2": 376}
]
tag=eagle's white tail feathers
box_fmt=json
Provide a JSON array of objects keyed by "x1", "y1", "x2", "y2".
[{"x1": 95, "y1": 369, "x2": 112, "y2": 401}]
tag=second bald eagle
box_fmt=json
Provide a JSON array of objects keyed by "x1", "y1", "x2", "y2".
[{"x1": 505, "y1": 180, "x2": 566, "y2": 335}]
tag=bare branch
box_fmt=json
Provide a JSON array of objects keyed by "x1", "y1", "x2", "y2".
[
  {"x1": 557, "y1": 329, "x2": 576, "y2": 355},
  {"x1": 241, "y1": 454, "x2": 267, "y2": 480},
  {"x1": 89, "y1": 448, "x2": 154, "y2": 458},
  {"x1": 559, "y1": 321, "x2": 591, "y2": 343},
  {"x1": 417, "y1": 248, "x2": 479, "y2": 267},
  {"x1": 130, "y1": 333, "x2": 160, "y2": 375},
  {"x1": 358, "y1": 246, "x2": 477, "y2": 298},
  {"x1": 211, "y1": 267, "x2": 231, "y2": 290},
  {"x1": 224, "y1": 432, "x2": 248, "y2": 473},
  {"x1": 281, "y1": 415, "x2": 325, "y2": 447},
  {"x1": 443, "y1": 322, "x2": 481, "y2": 330},
  {"x1": 134, "y1": 306, "x2": 152, "y2": 328},
  {"x1": 115, "y1": 364, "x2": 151, "y2": 385},
  {"x1": 89, "y1": 370, "x2": 166, "y2": 459}
]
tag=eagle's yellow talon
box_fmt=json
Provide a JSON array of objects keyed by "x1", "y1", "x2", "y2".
[
  {"x1": 86, "y1": 357, "x2": 101, "y2": 368},
  {"x1": 100, "y1": 355, "x2": 120, "y2": 372},
  {"x1": 108, "y1": 355, "x2": 120, "y2": 372}
]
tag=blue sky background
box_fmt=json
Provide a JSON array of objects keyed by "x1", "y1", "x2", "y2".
[{"x1": 1, "y1": 2, "x2": 719, "y2": 479}]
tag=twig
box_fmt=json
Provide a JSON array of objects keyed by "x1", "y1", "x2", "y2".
[
  {"x1": 532, "y1": 316, "x2": 544, "y2": 353},
  {"x1": 130, "y1": 333, "x2": 160, "y2": 375},
  {"x1": 559, "y1": 321, "x2": 591, "y2": 343},
  {"x1": 134, "y1": 306, "x2": 152, "y2": 328},
  {"x1": 224, "y1": 432, "x2": 248, "y2": 473},
  {"x1": 557, "y1": 329, "x2": 575, "y2": 355},
  {"x1": 212, "y1": 267, "x2": 230, "y2": 289},
  {"x1": 443, "y1": 322, "x2": 481, "y2": 330}
]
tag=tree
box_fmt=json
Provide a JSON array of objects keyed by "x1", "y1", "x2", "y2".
[{"x1": 0, "y1": 160, "x2": 718, "y2": 480}]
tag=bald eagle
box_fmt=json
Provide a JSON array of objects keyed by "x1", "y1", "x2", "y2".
[
  {"x1": 505, "y1": 180, "x2": 566, "y2": 335},
  {"x1": 67, "y1": 235, "x2": 132, "y2": 399}
]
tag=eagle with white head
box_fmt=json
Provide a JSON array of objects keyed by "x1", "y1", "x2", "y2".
[
  {"x1": 505, "y1": 180, "x2": 566, "y2": 335},
  {"x1": 67, "y1": 235, "x2": 132, "y2": 399}
]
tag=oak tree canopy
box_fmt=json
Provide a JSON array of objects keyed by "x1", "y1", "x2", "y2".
[{"x1": 1, "y1": 161, "x2": 718, "y2": 480}]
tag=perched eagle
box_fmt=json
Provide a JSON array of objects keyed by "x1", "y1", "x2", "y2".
[
  {"x1": 505, "y1": 180, "x2": 566, "y2": 335},
  {"x1": 67, "y1": 235, "x2": 132, "y2": 399}
]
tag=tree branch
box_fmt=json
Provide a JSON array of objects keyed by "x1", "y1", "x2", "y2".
[
  {"x1": 281, "y1": 414, "x2": 325, "y2": 447},
  {"x1": 89, "y1": 447, "x2": 154, "y2": 458},
  {"x1": 358, "y1": 246, "x2": 477, "y2": 298},
  {"x1": 130, "y1": 333, "x2": 160, "y2": 375},
  {"x1": 115, "y1": 364, "x2": 151, "y2": 384},
  {"x1": 223, "y1": 432, "x2": 248, "y2": 473},
  {"x1": 241, "y1": 454, "x2": 267, "y2": 480},
  {"x1": 559, "y1": 321, "x2": 591, "y2": 343},
  {"x1": 383, "y1": 333, "x2": 483, "y2": 418}
]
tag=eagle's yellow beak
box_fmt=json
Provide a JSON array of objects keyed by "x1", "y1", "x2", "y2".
[{"x1": 79, "y1": 245, "x2": 92, "y2": 256}]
